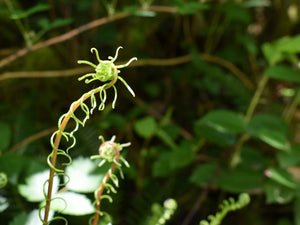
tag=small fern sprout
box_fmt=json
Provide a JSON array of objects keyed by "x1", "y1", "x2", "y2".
[
  {"x1": 90, "y1": 135, "x2": 130, "y2": 168},
  {"x1": 199, "y1": 193, "x2": 250, "y2": 225},
  {"x1": 90, "y1": 135, "x2": 131, "y2": 225},
  {"x1": 77, "y1": 47, "x2": 136, "y2": 108}
]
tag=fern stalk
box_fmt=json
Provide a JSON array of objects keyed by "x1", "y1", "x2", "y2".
[{"x1": 42, "y1": 47, "x2": 136, "y2": 224}]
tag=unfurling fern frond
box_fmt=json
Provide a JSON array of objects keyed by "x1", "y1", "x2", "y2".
[{"x1": 200, "y1": 193, "x2": 250, "y2": 225}]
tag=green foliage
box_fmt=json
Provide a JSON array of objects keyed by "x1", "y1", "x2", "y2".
[{"x1": 1, "y1": 1, "x2": 300, "y2": 225}]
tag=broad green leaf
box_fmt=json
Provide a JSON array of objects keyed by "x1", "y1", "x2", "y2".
[
  {"x1": 265, "y1": 167, "x2": 296, "y2": 189},
  {"x1": 247, "y1": 113, "x2": 288, "y2": 134},
  {"x1": 253, "y1": 129, "x2": 290, "y2": 152},
  {"x1": 264, "y1": 65, "x2": 300, "y2": 83},
  {"x1": 277, "y1": 35, "x2": 300, "y2": 53},
  {"x1": 10, "y1": 4, "x2": 49, "y2": 19},
  {"x1": 216, "y1": 169, "x2": 262, "y2": 192},
  {"x1": 264, "y1": 180, "x2": 294, "y2": 204},
  {"x1": 189, "y1": 163, "x2": 219, "y2": 186},
  {"x1": 18, "y1": 170, "x2": 59, "y2": 202},
  {"x1": 0, "y1": 122, "x2": 11, "y2": 150},
  {"x1": 247, "y1": 114, "x2": 290, "y2": 151},
  {"x1": 198, "y1": 110, "x2": 246, "y2": 134},
  {"x1": 134, "y1": 117, "x2": 157, "y2": 138},
  {"x1": 51, "y1": 192, "x2": 95, "y2": 215},
  {"x1": 65, "y1": 157, "x2": 104, "y2": 193},
  {"x1": 277, "y1": 144, "x2": 300, "y2": 168}
]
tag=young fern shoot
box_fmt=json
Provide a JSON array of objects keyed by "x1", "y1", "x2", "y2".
[
  {"x1": 90, "y1": 135, "x2": 131, "y2": 225},
  {"x1": 78, "y1": 46, "x2": 136, "y2": 108},
  {"x1": 42, "y1": 47, "x2": 136, "y2": 225},
  {"x1": 200, "y1": 193, "x2": 250, "y2": 225}
]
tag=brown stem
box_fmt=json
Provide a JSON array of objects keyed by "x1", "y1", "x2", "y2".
[
  {"x1": 0, "y1": 5, "x2": 179, "y2": 69},
  {"x1": 43, "y1": 76, "x2": 117, "y2": 224},
  {"x1": 92, "y1": 148, "x2": 120, "y2": 225}
]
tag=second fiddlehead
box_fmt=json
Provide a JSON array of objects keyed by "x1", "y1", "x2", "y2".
[
  {"x1": 90, "y1": 135, "x2": 131, "y2": 225},
  {"x1": 42, "y1": 47, "x2": 136, "y2": 224}
]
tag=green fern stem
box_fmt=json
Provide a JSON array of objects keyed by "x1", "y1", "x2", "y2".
[{"x1": 43, "y1": 76, "x2": 117, "y2": 224}]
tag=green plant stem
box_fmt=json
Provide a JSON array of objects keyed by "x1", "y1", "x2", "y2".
[
  {"x1": 284, "y1": 88, "x2": 300, "y2": 123},
  {"x1": 43, "y1": 78, "x2": 116, "y2": 224},
  {"x1": 245, "y1": 75, "x2": 269, "y2": 122},
  {"x1": 230, "y1": 75, "x2": 269, "y2": 168}
]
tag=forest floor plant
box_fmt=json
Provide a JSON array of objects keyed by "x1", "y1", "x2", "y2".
[{"x1": 41, "y1": 46, "x2": 136, "y2": 224}]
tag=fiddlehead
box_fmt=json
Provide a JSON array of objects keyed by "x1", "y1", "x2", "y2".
[
  {"x1": 42, "y1": 47, "x2": 136, "y2": 224},
  {"x1": 89, "y1": 135, "x2": 130, "y2": 225},
  {"x1": 199, "y1": 193, "x2": 250, "y2": 225}
]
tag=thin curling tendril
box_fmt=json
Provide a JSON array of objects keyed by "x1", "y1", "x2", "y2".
[{"x1": 43, "y1": 47, "x2": 136, "y2": 225}]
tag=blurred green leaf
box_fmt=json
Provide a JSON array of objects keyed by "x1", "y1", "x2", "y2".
[
  {"x1": 198, "y1": 110, "x2": 246, "y2": 134},
  {"x1": 265, "y1": 167, "x2": 296, "y2": 189},
  {"x1": 247, "y1": 113, "x2": 288, "y2": 134},
  {"x1": 264, "y1": 180, "x2": 294, "y2": 204},
  {"x1": 220, "y1": 2, "x2": 251, "y2": 24},
  {"x1": 264, "y1": 65, "x2": 300, "y2": 83},
  {"x1": 194, "y1": 120, "x2": 236, "y2": 146},
  {"x1": 0, "y1": 152, "x2": 25, "y2": 178},
  {"x1": 216, "y1": 168, "x2": 262, "y2": 192},
  {"x1": 134, "y1": 117, "x2": 157, "y2": 138},
  {"x1": 176, "y1": 0, "x2": 210, "y2": 14},
  {"x1": 243, "y1": 0, "x2": 271, "y2": 7},
  {"x1": 277, "y1": 144, "x2": 300, "y2": 168},
  {"x1": 247, "y1": 114, "x2": 290, "y2": 151},
  {"x1": 10, "y1": 3, "x2": 49, "y2": 19},
  {"x1": 262, "y1": 35, "x2": 300, "y2": 65},
  {"x1": 8, "y1": 212, "x2": 27, "y2": 225},
  {"x1": 170, "y1": 140, "x2": 195, "y2": 169},
  {"x1": 240, "y1": 146, "x2": 270, "y2": 170},
  {"x1": 252, "y1": 129, "x2": 290, "y2": 152},
  {"x1": 189, "y1": 163, "x2": 219, "y2": 186},
  {"x1": 0, "y1": 122, "x2": 11, "y2": 151},
  {"x1": 156, "y1": 128, "x2": 177, "y2": 150},
  {"x1": 37, "y1": 18, "x2": 73, "y2": 32},
  {"x1": 152, "y1": 152, "x2": 174, "y2": 177}
]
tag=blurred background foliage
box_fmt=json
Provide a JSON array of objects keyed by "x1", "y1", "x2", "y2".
[{"x1": 1, "y1": 0, "x2": 300, "y2": 224}]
